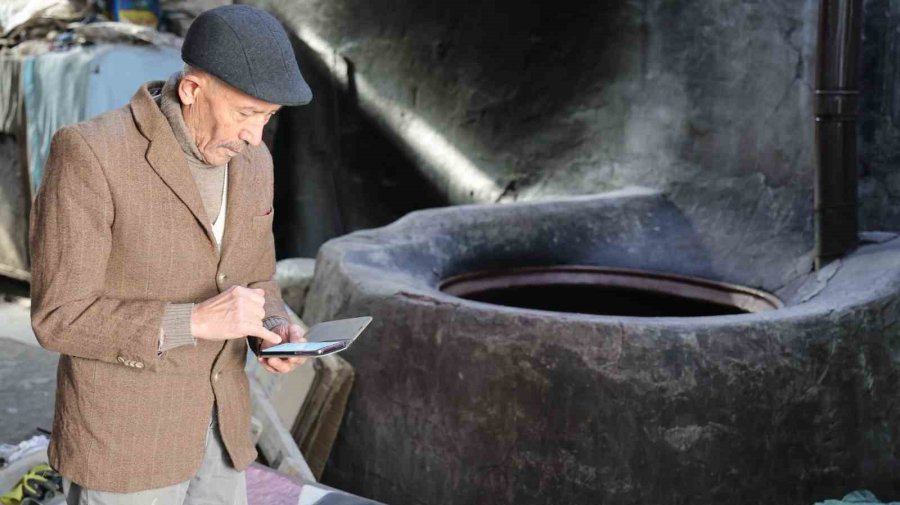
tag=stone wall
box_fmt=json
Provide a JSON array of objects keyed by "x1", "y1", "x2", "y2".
[{"x1": 255, "y1": 0, "x2": 820, "y2": 290}]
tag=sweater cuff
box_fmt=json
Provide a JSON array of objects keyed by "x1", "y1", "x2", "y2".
[
  {"x1": 250, "y1": 316, "x2": 290, "y2": 355},
  {"x1": 263, "y1": 315, "x2": 290, "y2": 331},
  {"x1": 159, "y1": 303, "x2": 196, "y2": 352}
]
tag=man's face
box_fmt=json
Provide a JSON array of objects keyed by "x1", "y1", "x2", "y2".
[{"x1": 180, "y1": 73, "x2": 281, "y2": 166}]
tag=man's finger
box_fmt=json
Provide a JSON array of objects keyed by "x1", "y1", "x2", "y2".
[
  {"x1": 262, "y1": 357, "x2": 293, "y2": 373},
  {"x1": 259, "y1": 360, "x2": 280, "y2": 374},
  {"x1": 248, "y1": 326, "x2": 282, "y2": 345},
  {"x1": 288, "y1": 325, "x2": 305, "y2": 343},
  {"x1": 273, "y1": 359, "x2": 294, "y2": 373}
]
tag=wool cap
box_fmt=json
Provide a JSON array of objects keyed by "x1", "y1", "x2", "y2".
[{"x1": 181, "y1": 5, "x2": 312, "y2": 106}]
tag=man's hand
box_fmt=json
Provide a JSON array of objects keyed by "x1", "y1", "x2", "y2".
[
  {"x1": 258, "y1": 323, "x2": 308, "y2": 374},
  {"x1": 191, "y1": 286, "x2": 282, "y2": 345}
]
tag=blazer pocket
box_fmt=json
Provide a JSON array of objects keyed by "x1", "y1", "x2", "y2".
[{"x1": 251, "y1": 209, "x2": 275, "y2": 232}]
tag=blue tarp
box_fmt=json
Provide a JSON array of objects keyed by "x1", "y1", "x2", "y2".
[{"x1": 22, "y1": 44, "x2": 182, "y2": 191}]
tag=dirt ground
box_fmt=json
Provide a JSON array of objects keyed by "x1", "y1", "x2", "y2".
[{"x1": 0, "y1": 278, "x2": 57, "y2": 445}]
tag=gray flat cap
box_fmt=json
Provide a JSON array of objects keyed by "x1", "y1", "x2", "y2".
[{"x1": 182, "y1": 5, "x2": 312, "y2": 106}]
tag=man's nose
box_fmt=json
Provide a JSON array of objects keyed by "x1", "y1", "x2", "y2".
[{"x1": 239, "y1": 124, "x2": 264, "y2": 146}]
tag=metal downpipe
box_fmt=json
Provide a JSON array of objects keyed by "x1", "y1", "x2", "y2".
[{"x1": 814, "y1": 0, "x2": 862, "y2": 269}]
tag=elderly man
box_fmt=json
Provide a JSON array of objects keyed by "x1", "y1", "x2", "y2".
[{"x1": 28, "y1": 5, "x2": 311, "y2": 504}]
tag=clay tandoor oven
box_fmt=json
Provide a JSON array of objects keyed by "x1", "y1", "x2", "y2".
[{"x1": 303, "y1": 191, "x2": 900, "y2": 505}]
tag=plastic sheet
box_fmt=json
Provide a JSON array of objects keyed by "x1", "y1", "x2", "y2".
[
  {"x1": 246, "y1": 463, "x2": 383, "y2": 505},
  {"x1": 247, "y1": 463, "x2": 301, "y2": 505}
]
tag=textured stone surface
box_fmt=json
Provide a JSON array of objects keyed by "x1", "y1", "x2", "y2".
[{"x1": 303, "y1": 192, "x2": 900, "y2": 505}]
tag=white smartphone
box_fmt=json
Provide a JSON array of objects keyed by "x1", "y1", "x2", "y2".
[{"x1": 259, "y1": 316, "x2": 372, "y2": 358}]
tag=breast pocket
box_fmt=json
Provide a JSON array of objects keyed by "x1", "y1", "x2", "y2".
[
  {"x1": 226, "y1": 211, "x2": 276, "y2": 281},
  {"x1": 251, "y1": 210, "x2": 275, "y2": 234},
  {"x1": 241, "y1": 210, "x2": 275, "y2": 259}
]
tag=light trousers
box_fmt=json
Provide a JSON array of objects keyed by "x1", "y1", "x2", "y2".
[{"x1": 62, "y1": 410, "x2": 247, "y2": 505}]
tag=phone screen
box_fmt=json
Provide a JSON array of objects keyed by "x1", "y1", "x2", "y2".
[
  {"x1": 261, "y1": 340, "x2": 346, "y2": 356},
  {"x1": 258, "y1": 316, "x2": 372, "y2": 358}
]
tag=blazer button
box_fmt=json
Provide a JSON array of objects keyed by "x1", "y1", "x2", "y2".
[
  {"x1": 117, "y1": 356, "x2": 126, "y2": 364},
  {"x1": 212, "y1": 372, "x2": 220, "y2": 382},
  {"x1": 217, "y1": 273, "x2": 227, "y2": 284},
  {"x1": 134, "y1": 362, "x2": 144, "y2": 369}
]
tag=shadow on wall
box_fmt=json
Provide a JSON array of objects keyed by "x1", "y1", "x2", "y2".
[
  {"x1": 270, "y1": 30, "x2": 448, "y2": 259},
  {"x1": 859, "y1": 0, "x2": 900, "y2": 231}
]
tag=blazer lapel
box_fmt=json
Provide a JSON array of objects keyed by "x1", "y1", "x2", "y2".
[
  {"x1": 130, "y1": 83, "x2": 216, "y2": 248},
  {"x1": 218, "y1": 150, "x2": 256, "y2": 261}
]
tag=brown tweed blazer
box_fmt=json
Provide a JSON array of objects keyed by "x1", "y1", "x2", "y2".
[{"x1": 29, "y1": 81, "x2": 289, "y2": 492}]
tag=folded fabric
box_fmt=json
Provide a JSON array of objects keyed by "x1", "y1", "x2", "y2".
[
  {"x1": 814, "y1": 490, "x2": 900, "y2": 505},
  {"x1": 72, "y1": 21, "x2": 182, "y2": 48},
  {"x1": 0, "y1": 54, "x2": 23, "y2": 134},
  {"x1": 0, "y1": 0, "x2": 81, "y2": 37},
  {"x1": 0, "y1": 436, "x2": 48, "y2": 469}
]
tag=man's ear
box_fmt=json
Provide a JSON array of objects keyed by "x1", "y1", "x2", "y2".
[{"x1": 178, "y1": 74, "x2": 202, "y2": 105}]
